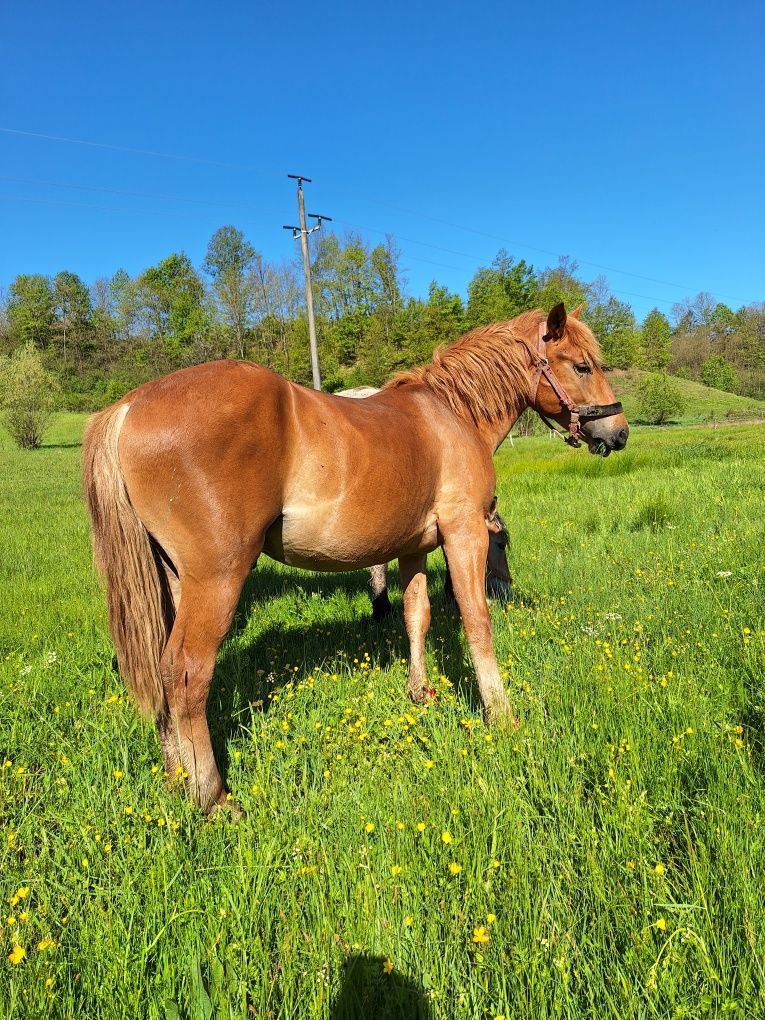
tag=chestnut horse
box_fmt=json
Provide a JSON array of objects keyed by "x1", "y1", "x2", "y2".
[{"x1": 83, "y1": 303, "x2": 628, "y2": 811}]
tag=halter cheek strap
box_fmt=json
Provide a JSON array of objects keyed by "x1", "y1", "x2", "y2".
[{"x1": 524, "y1": 323, "x2": 624, "y2": 448}]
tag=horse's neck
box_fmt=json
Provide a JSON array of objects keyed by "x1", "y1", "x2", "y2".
[{"x1": 478, "y1": 401, "x2": 528, "y2": 453}]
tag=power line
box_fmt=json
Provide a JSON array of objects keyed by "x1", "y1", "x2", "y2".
[
  {"x1": 0, "y1": 127, "x2": 279, "y2": 179},
  {"x1": 0, "y1": 125, "x2": 754, "y2": 308}
]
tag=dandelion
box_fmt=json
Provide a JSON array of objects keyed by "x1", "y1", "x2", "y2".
[
  {"x1": 449, "y1": 862, "x2": 462, "y2": 875},
  {"x1": 416, "y1": 822, "x2": 426, "y2": 833},
  {"x1": 423, "y1": 760, "x2": 435, "y2": 770},
  {"x1": 654, "y1": 863, "x2": 665, "y2": 876},
  {"x1": 7, "y1": 944, "x2": 25, "y2": 965},
  {"x1": 112, "y1": 770, "x2": 124, "y2": 780},
  {"x1": 626, "y1": 860, "x2": 635, "y2": 870},
  {"x1": 472, "y1": 926, "x2": 490, "y2": 945},
  {"x1": 487, "y1": 913, "x2": 496, "y2": 924},
  {"x1": 404, "y1": 916, "x2": 413, "y2": 927},
  {"x1": 37, "y1": 938, "x2": 56, "y2": 951},
  {"x1": 391, "y1": 865, "x2": 402, "y2": 877},
  {"x1": 441, "y1": 831, "x2": 452, "y2": 844},
  {"x1": 655, "y1": 917, "x2": 667, "y2": 931},
  {"x1": 383, "y1": 958, "x2": 394, "y2": 974},
  {"x1": 364, "y1": 822, "x2": 375, "y2": 834},
  {"x1": 45, "y1": 977, "x2": 54, "y2": 988}
]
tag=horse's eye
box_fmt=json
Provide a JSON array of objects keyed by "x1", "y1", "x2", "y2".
[{"x1": 574, "y1": 364, "x2": 592, "y2": 375}]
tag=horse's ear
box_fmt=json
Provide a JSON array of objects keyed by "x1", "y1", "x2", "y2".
[
  {"x1": 544, "y1": 302, "x2": 567, "y2": 341},
  {"x1": 485, "y1": 496, "x2": 502, "y2": 533},
  {"x1": 571, "y1": 302, "x2": 585, "y2": 320}
]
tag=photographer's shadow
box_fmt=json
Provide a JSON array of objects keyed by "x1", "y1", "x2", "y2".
[{"x1": 330, "y1": 954, "x2": 433, "y2": 1020}]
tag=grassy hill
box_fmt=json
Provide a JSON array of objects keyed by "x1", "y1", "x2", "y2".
[{"x1": 607, "y1": 369, "x2": 765, "y2": 425}]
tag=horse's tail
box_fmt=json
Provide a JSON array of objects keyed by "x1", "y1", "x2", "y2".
[{"x1": 82, "y1": 403, "x2": 170, "y2": 719}]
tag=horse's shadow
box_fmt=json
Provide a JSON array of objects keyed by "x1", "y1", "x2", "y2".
[
  {"x1": 329, "y1": 954, "x2": 433, "y2": 1020},
  {"x1": 208, "y1": 558, "x2": 482, "y2": 772}
]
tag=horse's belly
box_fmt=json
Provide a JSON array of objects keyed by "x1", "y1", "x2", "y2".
[{"x1": 263, "y1": 505, "x2": 439, "y2": 571}]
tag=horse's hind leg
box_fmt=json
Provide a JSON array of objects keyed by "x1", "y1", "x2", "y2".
[
  {"x1": 157, "y1": 570, "x2": 248, "y2": 813},
  {"x1": 399, "y1": 554, "x2": 431, "y2": 703}
]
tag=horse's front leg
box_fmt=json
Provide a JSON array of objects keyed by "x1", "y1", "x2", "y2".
[
  {"x1": 441, "y1": 523, "x2": 515, "y2": 725},
  {"x1": 398, "y1": 554, "x2": 431, "y2": 704}
]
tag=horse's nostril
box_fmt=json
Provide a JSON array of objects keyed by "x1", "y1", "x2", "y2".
[{"x1": 616, "y1": 427, "x2": 629, "y2": 446}]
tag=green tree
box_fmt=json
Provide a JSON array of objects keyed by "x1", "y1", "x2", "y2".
[
  {"x1": 203, "y1": 226, "x2": 258, "y2": 358},
  {"x1": 110, "y1": 269, "x2": 140, "y2": 341},
  {"x1": 53, "y1": 271, "x2": 92, "y2": 364},
  {"x1": 641, "y1": 308, "x2": 671, "y2": 369},
  {"x1": 0, "y1": 343, "x2": 59, "y2": 448},
  {"x1": 587, "y1": 294, "x2": 641, "y2": 368},
  {"x1": 465, "y1": 251, "x2": 537, "y2": 328},
  {"x1": 536, "y1": 257, "x2": 586, "y2": 316},
  {"x1": 701, "y1": 354, "x2": 738, "y2": 392},
  {"x1": 636, "y1": 373, "x2": 685, "y2": 424},
  {"x1": 7, "y1": 275, "x2": 56, "y2": 349},
  {"x1": 137, "y1": 253, "x2": 207, "y2": 352}
]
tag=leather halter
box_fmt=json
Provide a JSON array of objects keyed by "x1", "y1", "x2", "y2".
[{"x1": 523, "y1": 323, "x2": 624, "y2": 448}]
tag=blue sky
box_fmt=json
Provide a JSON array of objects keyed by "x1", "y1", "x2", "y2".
[{"x1": 1, "y1": 0, "x2": 763, "y2": 323}]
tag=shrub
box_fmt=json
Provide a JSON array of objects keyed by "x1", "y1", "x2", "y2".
[
  {"x1": 636, "y1": 373, "x2": 685, "y2": 425},
  {"x1": 701, "y1": 355, "x2": 739, "y2": 393},
  {"x1": 0, "y1": 344, "x2": 59, "y2": 448}
]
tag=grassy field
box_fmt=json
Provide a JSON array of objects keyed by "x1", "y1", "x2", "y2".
[
  {"x1": 607, "y1": 370, "x2": 765, "y2": 425},
  {"x1": 1, "y1": 414, "x2": 764, "y2": 1019}
]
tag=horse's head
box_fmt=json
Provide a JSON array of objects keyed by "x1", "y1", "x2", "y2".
[
  {"x1": 486, "y1": 504, "x2": 512, "y2": 597},
  {"x1": 528, "y1": 303, "x2": 629, "y2": 456}
]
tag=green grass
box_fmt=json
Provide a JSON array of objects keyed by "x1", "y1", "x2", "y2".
[
  {"x1": 607, "y1": 369, "x2": 765, "y2": 425},
  {"x1": 1, "y1": 415, "x2": 764, "y2": 1019}
]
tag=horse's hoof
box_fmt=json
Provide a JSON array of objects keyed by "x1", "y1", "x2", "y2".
[
  {"x1": 484, "y1": 702, "x2": 519, "y2": 730},
  {"x1": 407, "y1": 683, "x2": 429, "y2": 706},
  {"x1": 207, "y1": 793, "x2": 246, "y2": 822}
]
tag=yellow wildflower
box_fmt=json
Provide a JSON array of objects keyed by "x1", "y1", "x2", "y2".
[
  {"x1": 441, "y1": 831, "x2": 452, "y2": 844},
  {"x1": 383, "y1": 958, "x2": 394, "y2": 974},
  {"x1": 473, "y1": 926, "x2": 490, "y2": 945},
  {"x1": 656, "y1": 917, "x2": 667, "y2": 931},
  {"x1": 449, "y1": 862, "x2": 462, "y2": 875},
  {"x1": 7, "y1": 944, "x2": 25, "y2": 965}
]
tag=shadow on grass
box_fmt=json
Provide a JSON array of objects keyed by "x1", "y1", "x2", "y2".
[
  {"x1": 208, "y1": 557, "x2": 485, "y2": 775},
  {"x1": 330, "y1": 954, "x2": 433, "y2": 1020}
]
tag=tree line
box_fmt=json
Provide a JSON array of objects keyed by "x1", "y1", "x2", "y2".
[{"x1": 1, "y1": 225, "x2": 763, "y2": 410}]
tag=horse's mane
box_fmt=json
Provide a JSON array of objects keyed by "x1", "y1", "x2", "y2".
[{"x1": 384, "y1": 309, "x2": 602, "y2": 426}]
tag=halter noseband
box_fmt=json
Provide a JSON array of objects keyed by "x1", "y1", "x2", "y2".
[{"x1": 524, "y1": 323, "x2": 624, "y2": 448}]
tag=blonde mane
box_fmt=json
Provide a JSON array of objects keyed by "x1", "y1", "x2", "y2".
[{"x1": 384, "y1": 309, "x2": 602, "y2": 426}]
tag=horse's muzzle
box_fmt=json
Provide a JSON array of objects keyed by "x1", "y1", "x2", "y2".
[{"x1": 585, "y1": 422, "x2": 629, "y2": 456}]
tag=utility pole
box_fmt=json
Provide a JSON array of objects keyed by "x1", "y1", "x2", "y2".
[{"x1": 283, "y1": 174, "x2": 331, "y2": 390}]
